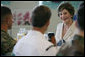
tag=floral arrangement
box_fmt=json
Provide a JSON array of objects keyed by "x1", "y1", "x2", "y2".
[{"x1": 13, "y1": 11, "x2": 30, "y2": 25}]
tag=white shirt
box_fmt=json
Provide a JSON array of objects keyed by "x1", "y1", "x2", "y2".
[
  {"x1": 13, "y1": 30, "x2": 57, "y2": 56},
  {"x1": 55, "y1": 22, "x2": 77, "y2": 49}
]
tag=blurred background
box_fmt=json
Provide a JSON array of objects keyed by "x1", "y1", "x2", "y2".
[{"x1": 1, "y1": 1, "x2": 83, "y2": 39}]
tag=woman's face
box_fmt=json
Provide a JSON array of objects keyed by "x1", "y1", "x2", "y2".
[{"x1": 59, "y1": 9, "x2": 72, "y2": 23}]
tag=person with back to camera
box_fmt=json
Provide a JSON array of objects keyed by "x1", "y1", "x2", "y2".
[
  {"x1": 55, "y1": 2, "x2": 77, "y2": 51},
  {"x1": 12, "y1": 5, "x2": 57, "y2": 56}
]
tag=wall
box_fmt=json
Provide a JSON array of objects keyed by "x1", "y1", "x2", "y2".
[{"x1": 6, "y1": 1, "x2": 62, "y2": 38}]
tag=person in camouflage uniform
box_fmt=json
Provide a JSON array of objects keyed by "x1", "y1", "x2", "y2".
[
  {"x1": 1, "y1": 6, "x2": 16, "y2": 56},
  {"x1": 57, "y1": 2, "x2": 84, "y2": 56}
]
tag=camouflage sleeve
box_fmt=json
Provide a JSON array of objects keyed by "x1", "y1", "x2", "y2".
[{"x1": 1, "y1": 31, "x2": 16, "y2": 55}]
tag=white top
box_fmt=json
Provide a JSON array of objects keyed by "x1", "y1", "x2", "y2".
[
  {"x1": 13, "y1": 30, "x2": 57, "y2": 56},
  {"x1": 55, "y1": 22, "x2": 77, "y2": 49}
]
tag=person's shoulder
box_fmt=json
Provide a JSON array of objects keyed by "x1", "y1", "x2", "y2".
[
  {"x1": 57, "y1": 23, "x2": 63, "y2": 27},
  {"x1": 72, "y1": 35, "x2": 84, "y2": 45},
  {"x1": 1, "y1": 30, "x2": 16, "y2": 44},
  {"x1": 56, "y1": 23, "x2": 63, "y2": 29},
  {"x1": 1, "y1": 30, "x2": 8, "y2": 38},
  {"x1": 59, "y1": 22, "x2": 63, "y2": 24},
  {"x1": 73, "y1": 35, "x2": 84, "y2": 41}
]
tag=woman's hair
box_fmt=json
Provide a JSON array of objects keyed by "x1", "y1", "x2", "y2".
[{"x1": 57, "y1": 2, "x2": 75, "y2": 19}]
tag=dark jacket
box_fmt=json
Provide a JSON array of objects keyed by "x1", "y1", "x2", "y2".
[{"x1": 57, "y1": 35, "x2": 84, "y2": 56}]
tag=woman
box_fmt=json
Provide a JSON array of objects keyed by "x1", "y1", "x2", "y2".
[
  {"x1": 56, "y1": 2, "x2": 84, "y2": 56},
  {"x1": 55, "y1": 2, "x2": 77, "y2": 49}
]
